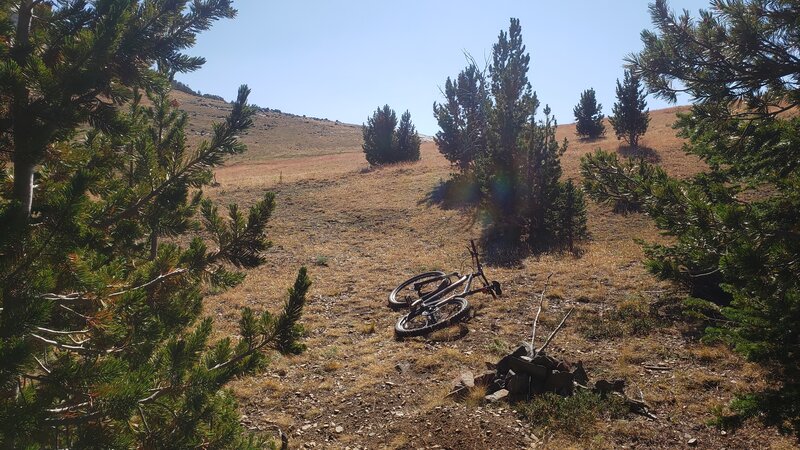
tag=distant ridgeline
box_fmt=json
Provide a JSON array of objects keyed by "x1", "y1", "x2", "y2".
[
  {"x1": 170, "y1": 80, "x2": 342, "y2": 123},
  {"x1": 171, "y1": 80, "x2": 227, "y2": 102}
]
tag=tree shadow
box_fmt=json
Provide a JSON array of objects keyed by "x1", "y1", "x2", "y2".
[
  {"x1": 611, "y1": 201, "x2": 643, "y2": 215},
  {"x1": 420, "y1": 174, "x2": 481, "y2": 210},
  {"x1": 478, "y1": 223, "x2": 528, "y2": 267},
  {"x1": 426, "y1": 323, "x2": 470, "y2": 342},
  {"x1": 479, "y1": 224, "x2": 587, "y2": 267},
  {"x1": 618, "y1": 145, "x2": 661, "y2": 163},
  {"x1": 577, "y1": 135, "x2": 607, "y2": 143}
]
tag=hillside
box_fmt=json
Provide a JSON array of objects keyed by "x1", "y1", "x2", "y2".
[
  {"x1": 173, "y1": 90, "x2": 363, "y2": 162},
  {"x1": 177, "y1": 92, "x2": 796, "y2": 449}
]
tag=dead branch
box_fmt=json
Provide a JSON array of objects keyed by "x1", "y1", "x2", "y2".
[
  {"x1": 33, "y1": 355, "x2": 51, "y2": 374},
  {"x1": 109, "y1": 268, "x2": 187, "y2": 297},
  {"x1": 30, "y1": 333, "x2": 95, "y2": 353},
  {"x1": 536, "y1": 307, "x2": 574, "y2": 355},
  {"x1": 40, "y1": 292, "x2": 85, "y2": 302},
  {"x1": 59, "y1": 304, "x2": 91, "y2": 320},
  {"x1": 612, "y1": 392, "x2": 657, "y2": 420},
  {"x1": 138, "y1": 405, "x2": 151, "y2": 433},
  {"x1": 530, "y1": 273, "x2": 553, "y2": 349},
  {"x1": 29, "y1": 333, "x2": 120, "y2": 355},
  {"x1": 43, "y1": 410, "x2": 102, "y2": 425},
  {"x1": 35, "y1": 326, "x2": 89, "y2": 335},
  {"x1": 643, "y1": 364, "x2": 672, "y2": 371},
  {"x1": 46, "y1": 402, "x2": 90, "y2": 414}
]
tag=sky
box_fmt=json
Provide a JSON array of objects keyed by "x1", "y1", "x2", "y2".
[{"x1": 177, "y1": 0, "x2": 712, "y2": 136}]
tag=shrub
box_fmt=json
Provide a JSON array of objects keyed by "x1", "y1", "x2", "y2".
[
  {"x1": 362, "y1": 105, "x2": 421, "y2": 165},
  {"x1": 608, "y1": 69, "x2": 650, "y2": 148},
  {"x1": 433, "y1": 19, "x2": 588, "y2": 251},
  {"x1": 578, "y1": 297, "x2": 656, "y2": 340},
  {"x1": 0, "y1": 3, "x2": 308, "y2": 447},
  {"x1": 584, "y1": 0, "x2": 800, "y2": 431},
  {"x1": 516, "y1": 391, "x2": 628, "y2": 437},
  {"x1": 573, "y1": 88, "x2": 606, "y2": 139}
]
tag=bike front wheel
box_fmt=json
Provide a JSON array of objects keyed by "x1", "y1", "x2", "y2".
[
  {"x1": 388, "y1": 271, "x2": 450, "y2": 307},
  {"x1": 394, "y1": 297, "x2": 471, "y2": 338}
]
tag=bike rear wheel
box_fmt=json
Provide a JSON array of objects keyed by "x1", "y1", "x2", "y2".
[
  {"x1": 388, "y1": 271, "x2": 450, "y2": 307},
  {"x1": 394, "y1": 297, "x2": 471, "y2": 337}
]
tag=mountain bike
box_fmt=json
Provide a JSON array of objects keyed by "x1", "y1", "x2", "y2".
[{"x1": 391, "y1": 240, "x2": 502, "y2": 337}]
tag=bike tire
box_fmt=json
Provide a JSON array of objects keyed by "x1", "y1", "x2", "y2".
[
  {"x1": 394, "y1": 297, "x2": 471, "y2": 338},
  {"x1": 388, "y1": 271, "x2": 450, "y2": 307}
]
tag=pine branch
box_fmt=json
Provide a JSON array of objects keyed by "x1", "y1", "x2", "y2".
[
  {"x1": 207, "y1": 193, "x2": 275, "y2": 268},
  {"x1": 207, "y1": 267, "x2": 311, "y2": 372},
  {"x1": 273, "y1": 267, "x2": 311, "y2": 354},
  {"x1": 95, "y1": 86, "x2": 254, "y2": 228}
]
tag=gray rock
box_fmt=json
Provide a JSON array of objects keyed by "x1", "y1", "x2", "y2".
[
  {"x1": 507, "y1": 356, "x2": 549, "y2": 382},
  {"x1": 484, "y1": 389, "x2": 509, "y2": 403},
  {"x1": 544, "y1": 370, "x2": 574, "y2": 396},
  {"x1": 474, "y1": 370, "x2": 497, "y2": 387},
  {"x1": 594, "y1": 379, "x2": 625, "y2": 395},
  {"x1": 394, "y1": 361, "x2": 411, "y2": 374},
  {"x1": 507, "y1": 372, "x2": 532, "y2": 399},
  {"x1": 572, "y1": 361, "x2": 589, "y2": 386},
  {"x1": 456, "y1": 371, "x2": 475, "y2": 389}
]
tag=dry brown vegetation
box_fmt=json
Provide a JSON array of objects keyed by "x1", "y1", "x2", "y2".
[{"x1": 185, "y1": 92, "x2": 795, "y2": 449}]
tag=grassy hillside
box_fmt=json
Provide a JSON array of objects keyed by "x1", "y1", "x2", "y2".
[
  {"x1": 174, "y1": 90, "x2": 363, "y2": 162},
  {"x1": 182, "y1": 91, "x2": 795, "y2": 449}
]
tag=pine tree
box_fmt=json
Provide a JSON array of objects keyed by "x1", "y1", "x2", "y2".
[
  {"x1": 362, "y1": 105, "x2": 397, "y2": 165},
  {"x1": 433, "y1": 63, "x2": 489, "y2": 173},
  {"x1": 395, "y1": 110, "x2": 421, "y2": 162},
  {"x1": 0, "y1": 2, "x2": 309, "y2": 447},
  {"x1": 362, "y1": 105, "x2": 420, "y2": 165},
  {"x1": 549, "y1": 180, "x2": 589, "y2": 253},
  {"x1": 520, "y1": 105, "x2": 568, "y2": 245},
  {"x1": 582, "y1": 0, "x2": 800, "y2": 432},
  {"x1": 484, "y1": 18, "x2": 538, "y2": 237},
  {"x1": 573, "y1": 88, "x2": 606, "y2": 139},
  {"x1": 431, "y1": 19, "x2": 584, "y2": 251},
  {"x1": 609, "y1": 69, "x2": 650, "y2": 148}
]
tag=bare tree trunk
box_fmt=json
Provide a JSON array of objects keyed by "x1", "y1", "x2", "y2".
[
  {"x1": 11, "y1": 0, "x2": 35, "y2": 224},
  {"x1": 12, "y1": 161, "x2": 35, "y2": 221},
  {"x1": 149, "y1": 231, "x2": 158, "y2": 260}
]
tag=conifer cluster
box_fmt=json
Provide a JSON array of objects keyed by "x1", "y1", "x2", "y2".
[
  {"x1": 573, "y1": 88, "x2": 605, "y2": 139},
  {"x1": 609, "y1": 70, "x2": 650, "y2": 148},
  {"x1": 362, "y1": 105, "x2": 421, "y2": 165},
  {"x1": 581, "y1": 0, "x2": 800, "y2": 431},
  {"x1": 433, "y1": 19, "x2": 588, "y2": 250},
  {"x1": 0, "y1": 2, "x2": 309, "y2": 447}
]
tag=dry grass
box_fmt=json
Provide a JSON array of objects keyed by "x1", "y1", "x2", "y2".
[
  {"x1": 177, "y1": 94, "x2": 798, "y2": 449},
  {"x1": 174, "y1": 90, "x2": 362, "y2": 163}
]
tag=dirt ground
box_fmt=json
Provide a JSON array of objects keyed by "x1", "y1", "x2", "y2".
[{"x1": 198, "y1": 102, "x2": 796, "y2": 449}]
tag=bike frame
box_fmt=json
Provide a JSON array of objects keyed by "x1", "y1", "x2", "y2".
[{"x1": 413, "y1": 240, "x2": 495, "y2": 310}]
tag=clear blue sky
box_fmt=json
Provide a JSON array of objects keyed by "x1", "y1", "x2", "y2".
[{"x1": 178, "y1": 0, "x2": 710, "y2": 135}]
